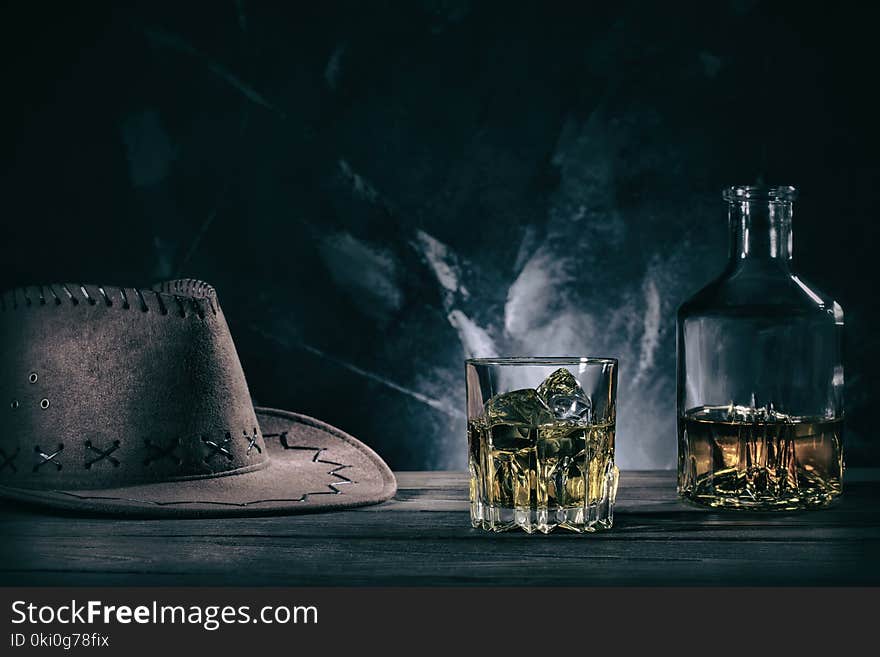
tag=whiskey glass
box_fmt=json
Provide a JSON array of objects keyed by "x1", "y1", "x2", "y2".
[{"x1": 466, "y1": 357, "x2": 618, "y2": 533}]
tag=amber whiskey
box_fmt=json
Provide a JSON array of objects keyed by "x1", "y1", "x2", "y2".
[{"x1": 678, "y1": 405, "x2": 843, "y2": 509}]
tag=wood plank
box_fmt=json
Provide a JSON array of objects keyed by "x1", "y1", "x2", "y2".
[{"x1": 0, "y1": 471, "x2": 877, "y2": 586}]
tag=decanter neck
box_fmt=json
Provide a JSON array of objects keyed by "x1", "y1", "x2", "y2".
[{"x1": 726, "y1": 188, "x2": 795, "y2": 265}]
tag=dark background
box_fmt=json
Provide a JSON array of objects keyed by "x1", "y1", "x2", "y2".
[{"x1": 1, "y1": 0, "x2": 876, "y2": 470}]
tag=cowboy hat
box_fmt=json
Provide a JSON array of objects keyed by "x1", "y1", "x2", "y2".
[{"x1": 0, "y1": 279, "x2": 396, "y2": 516}]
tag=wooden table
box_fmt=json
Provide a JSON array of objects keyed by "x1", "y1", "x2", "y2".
[{"x1": 1, "y1": 471, "x2": 878, "y2": 586}]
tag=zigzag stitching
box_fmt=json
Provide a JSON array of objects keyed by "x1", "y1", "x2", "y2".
[{"x1": 264, "y1": 432, "x2": 358, "y2": 494}]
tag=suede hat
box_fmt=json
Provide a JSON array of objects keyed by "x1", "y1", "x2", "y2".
[{"x1": 0, "y1": 279, "x2": 396, "y2": 516}]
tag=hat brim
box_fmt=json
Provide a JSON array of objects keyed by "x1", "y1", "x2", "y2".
[{"x1": 0, "y1": 407, "x2": 397, "y2": 517}]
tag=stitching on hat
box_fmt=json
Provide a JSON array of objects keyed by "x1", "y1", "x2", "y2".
[
  {"x1": 155, "y1": 278, "x2": 216, "y2": 299},
  {"x1": 308, "y1": 454, "x2": 354, "y2": 490},
  {"x1": 33, "y1": 443, "x2": 64, "y2": 472},
  {"x1": 50, "y1": 443, "x2": 356, "y2": 507},
  {"x1": 0, "y1": 423, "x2": 384, "y2": 513},
  {"x1": 263, "y1": 431, "x2": 356, "y2": 492},
  {"x1": 60, "y1": 284, "x2": 79, "y2": 306},
  {"x1": 258, "y1": 408, "x2": 394, "y2": 486},
  {"x1": 97, "y1": 286, "x2": 112, "y2": 307},
  {"x1": 0, "y1": 447, "x2": 19, "y2": 473},
  {"x1": 202, "y1": 433, "x2": 233, "y2": 462},
  {"x1": 143, "y1": 438, "x2": 182, "y2": 466},
  {"x1": 134, "y1": 288, "x2": 150, "y2": 312},
  {"x1": 153, "y1": 291, "x2": 168, "y2": 315},
  {"x1": 1, "y1": 281, "x2": 217, "y2": 318},
  {"x1": 244, "y1": 428, "x2": 261, "y2": 454},
  {"x1": 84, "y1": 439, "x2": 121, "y2": 469},
  {"x1": 22, "y1": 425, "x2": 368, "y2": 507},
  {"x1": 255, "y1": 408, "x2": 396, "y2": 500},
  {"x1": 151, "y1": 280, "x2": 218, "y2": 315},
  {"x1": 79, "y1": 285, "x2": 96, "y2": 306},
  {"x1": 191, "y1": 297, "x2": 205, "y2": 319}
]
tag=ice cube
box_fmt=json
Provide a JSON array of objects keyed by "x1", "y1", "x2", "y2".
[
  {"x1": 484, "y1": 389, "x2": 553, "y2": 450},
  {"x1": 536, "y1": 368, "x2": 592, "y2": 421},
  {"x1": 485, "y1": 388, "x2": 554, "y2": 428}
]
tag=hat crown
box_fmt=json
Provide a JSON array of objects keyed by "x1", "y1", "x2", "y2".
[{"x1": 0, "y1": 280, "x2": 268, "y2": 490}]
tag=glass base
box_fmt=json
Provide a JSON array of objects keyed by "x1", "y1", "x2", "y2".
[
  {"x1": 679, "y1": 489, "x2": 841, "y2": 511},
  {"x1": 678, "y1": 466, "x2": 842, "y2": 511},
  {"x1": 470, "y1": 467, "x2": 618, "y2": 533}
]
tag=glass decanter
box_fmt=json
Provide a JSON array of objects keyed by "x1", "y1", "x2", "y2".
[{"x1": 677, "y1": 186, "x2": 844, "y2": 510}]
